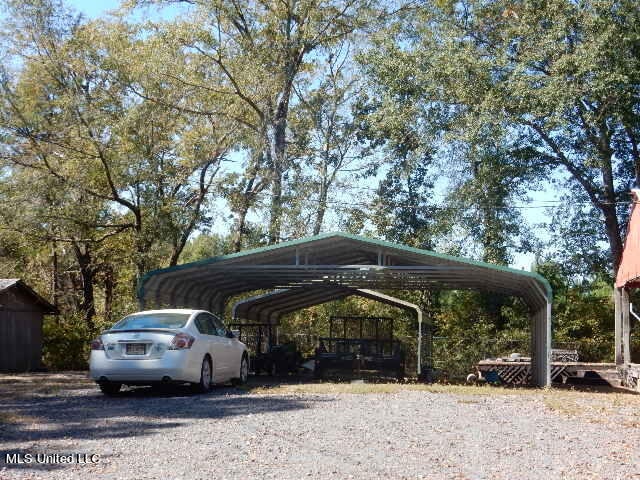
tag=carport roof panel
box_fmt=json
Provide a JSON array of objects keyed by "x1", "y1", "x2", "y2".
[
  {"x1": 138, "y1": 232, "x2": 552, "y2": 309},
  {"x1": 232, "y1": 286, "x2": 422, "y2": 324}
]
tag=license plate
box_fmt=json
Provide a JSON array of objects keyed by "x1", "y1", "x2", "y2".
[{"x1": 126, "y1": 343, "x2": 147, "y2": 355}]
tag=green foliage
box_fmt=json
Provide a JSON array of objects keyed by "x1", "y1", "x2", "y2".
[
  {"x1": 544, "y1": 188, "x2": 615, "y2": 278},
  {"x1": 432, "y1": 290, "x2": 530, "y2": 379},
  {"x1": 362, "y1": 0, "x2": 640, "y2": 275},
  {"x1": 0, "y1": 0, "x2": 635, "y2": 374},
  {"x1": 536, "y1": 260, "x2": 615, "y2": 362},
  {"x1": 42, "y1": 315, "x2": 99, "y2": 370},
  {"x1": 180, "y1": 234, "x2": 232, "y2": 263}
]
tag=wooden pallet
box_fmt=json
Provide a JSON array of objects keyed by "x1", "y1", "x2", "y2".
[
  {"x1": 477, "y1": 361, "x2": 620, "y2": 386},
  {"x1": 476, "y1": 361, "x2": 571, "y2": 385}
]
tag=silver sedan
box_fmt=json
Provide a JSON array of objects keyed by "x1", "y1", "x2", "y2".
[{"x1": 89, "y1": 309, "x2": 248, "y2": 395}]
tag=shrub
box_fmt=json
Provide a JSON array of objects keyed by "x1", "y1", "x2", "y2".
[{"x1": 42, "y1": 315, "x2": 104, "y2": 370}]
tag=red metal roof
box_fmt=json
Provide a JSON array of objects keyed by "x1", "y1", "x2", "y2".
[{"x1": 616, "y1": 194, "x2": 640, "y2": 289}]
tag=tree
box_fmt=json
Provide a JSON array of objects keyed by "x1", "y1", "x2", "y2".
[
  {"x1": 0, "y1": 1, "x2": 233, "y2": 281},
  {"x1": 536, "y1": 259, "x2": 615, "y2": 361},
  {"x1": 363, "y1": 0, "x2": 640, "y2": 277},
  {"x1": 223, "y1": 148, "x2": 270, "y2": 252},
  {"x1": 289, "y1": 44, "x2": 369, "y2": 236},
  {"x1": 446, "y1": 136, "x2": 541, "y2": 265},
  {"x1": 128, "y1": 0, "x2": 385, "y2": 245},
  {"x1": 445, "y1": 140, "x2": 542, "y2": 329},
  {"x1": 0, "y1": 0, "x2": 237, "y2": 329}
]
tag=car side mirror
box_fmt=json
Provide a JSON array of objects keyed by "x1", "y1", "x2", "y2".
[{"x1": 226, "y1": 330, "x2": 235, "y2": 339}]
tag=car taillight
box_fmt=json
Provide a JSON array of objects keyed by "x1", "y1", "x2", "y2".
[
  {"x1": 169, "y1": 333, "x2": 195, "y2": 350},
  {"x1": 90, "y1": 337, "x2": 104, "y2": 350}
]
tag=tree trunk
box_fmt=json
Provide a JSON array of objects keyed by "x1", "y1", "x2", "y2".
[
  {"x1": 72, "y1": 242, "x2": 95, "y2": 332},
  {"x1": 233, "y1": 201, "x2": 251, "y2": 253},
  {"x1": 596, "y1": 135, "x2": 624, "y2": 275},
  {"x1": 169, "y1": 224, "x2": 198, "y2": 267},
  {"x1": 531, "y1": 121, "x2": 624, "y2": 277},
  {"x1": 268, "y1": 125, "x2": 285, "y2": 244},
  {"x1": 268, "y1": 172, "x2": 283, "y2": 244},
  {"x1": 232, "y1": 159, "x2": 263, "y2": 252},
  {"x1": 51, "y1": 241, "x2": 60, "y2": 319},
  {"x1": 134, "y1": 215, "x2": 148, "y2": 289},
  {"x1": 601, "y1": 201, "x2": 624, "y2": 275},
  {"x1": 313, "y1": 181, "x2": 328, "y2": 236},
  {"x1": 169, "y1": 226, "x2": 195, "y2": 267},
  {"x1": 268, "y1": 73, "x2": 295, "y2": 244},
  {"x1": 134, "y1": 248, "x2": 146, "y2": 289},
  {"x1": 103, "y1": 263, "x2": 114, "y2": 324}
]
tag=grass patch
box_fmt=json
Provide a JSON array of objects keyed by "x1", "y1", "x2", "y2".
[
  {"x1": 543, "y1": 397, "x2": 583, "y2": 417},
  {"x1": 246, "y1": 382, "x2": 535, "y2": 396},
  {"x1": 0, "y1": 372, "x2": 92, "y2": 399},
  {"x1": 541, "y1": 388, "x2": 640, "y2": 422},
  {"x1": 246, "y1": 381, "x2": 640, "y2": 418},
  {"x1": 247, "y1": 381, "x2": 640, "y2": 425}
]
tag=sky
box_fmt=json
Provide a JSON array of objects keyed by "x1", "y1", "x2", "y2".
[
  {"x1": 67, "y1": 0, "x2": 119, "y2": 18},
  {"x1": 57, "y1": 1, "x2": 559, "y2": 271}
]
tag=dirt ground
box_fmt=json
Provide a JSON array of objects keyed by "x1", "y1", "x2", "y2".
[{"x1": 1, "y1": 372, "x2": 640, "y2": 479}]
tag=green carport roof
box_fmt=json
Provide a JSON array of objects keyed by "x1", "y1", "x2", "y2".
[
  {"x1": 231, "y1": 286, "x2": 424, "y2": 325},
  {"x1": 138, "y1": 232, "x2": 551, "y2": 314}
]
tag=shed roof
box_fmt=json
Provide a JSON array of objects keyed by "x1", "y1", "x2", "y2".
[
  {"x1": 0, "y1": 279, "x2": 20, "y2": 291},
  {"x1": 0, "y1": 279, "x2": 58, "y2": 314},
  {"x1": 139, "y1": 232, "x2": 551, "y2": 313}
]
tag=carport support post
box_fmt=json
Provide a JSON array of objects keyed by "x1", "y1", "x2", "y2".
[
  {"x1": 530, "y1": 302, "x2": 551, "y2": 387},
  {"x1": 417, "y1": 310, "x2": 422, "y2": 377},
  {"x1": 545, "y1": 301, "x2": 551, "y2": 386},
  {"x1": 623, "y1": 290, "x2": 631, "y2": 364},
  {"x1": 614, "y1": 287, "x2": 631, "y2": 366},
  {"x1": 615, "y1": 287, "x2": 623, "y2": 365}
]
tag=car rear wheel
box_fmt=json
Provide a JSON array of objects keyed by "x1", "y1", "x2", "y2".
[
  {"x1": 232, "y1": 355, "x2": 249, "y2": 386},
  {"x1": 98, "y1": 382, "x2": 122, "y2": 395},
  {"x1": 193, "y1": 356, "x2": 212, "y2": 393}
]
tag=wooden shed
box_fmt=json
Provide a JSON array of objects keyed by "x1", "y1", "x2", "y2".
[{"x1": 0, "y1": 279, "x2": 57, "y2": 372}]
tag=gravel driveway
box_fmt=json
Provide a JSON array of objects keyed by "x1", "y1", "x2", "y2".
[{"x1": 1, "y1": 373, "x2": 639, "y2": 480}]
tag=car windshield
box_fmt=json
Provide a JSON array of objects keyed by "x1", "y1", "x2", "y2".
[{"x1": 110, "y1": 313, "x2": 190, "y2": 330}]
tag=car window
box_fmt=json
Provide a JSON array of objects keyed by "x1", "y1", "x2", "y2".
[
  {"x1": 208, "y1": 314, "x2": 227, "y2": 337},
  {"x1": 207, "y1": 317, "x2": 218, "y2": 336},
  {"x1": 194, "y1": 314, "x2": 214, "y2": 335},
  {"x1": 111, "y1": 313, "x2": 190, "y2": 330}
]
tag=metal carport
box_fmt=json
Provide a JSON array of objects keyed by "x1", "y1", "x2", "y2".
[{"x1": 138, "y1": 232, "x2": 552, "y2": 386}]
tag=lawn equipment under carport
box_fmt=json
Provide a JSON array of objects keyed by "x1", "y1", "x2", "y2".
[
  {"x1": 229, "y1": 322, "x2": 302, "y2": 375},
  {"x1": 314, "y1": 316, "x2": 406, "y2": 380}
]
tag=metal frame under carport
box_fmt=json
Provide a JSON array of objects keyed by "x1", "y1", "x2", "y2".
[
  {"x1": 231, "y1": 287, "x2": 427, "y2": 374},
  {"x1": 137, "y1": 232, "x2": 552, "y2": 386}
]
